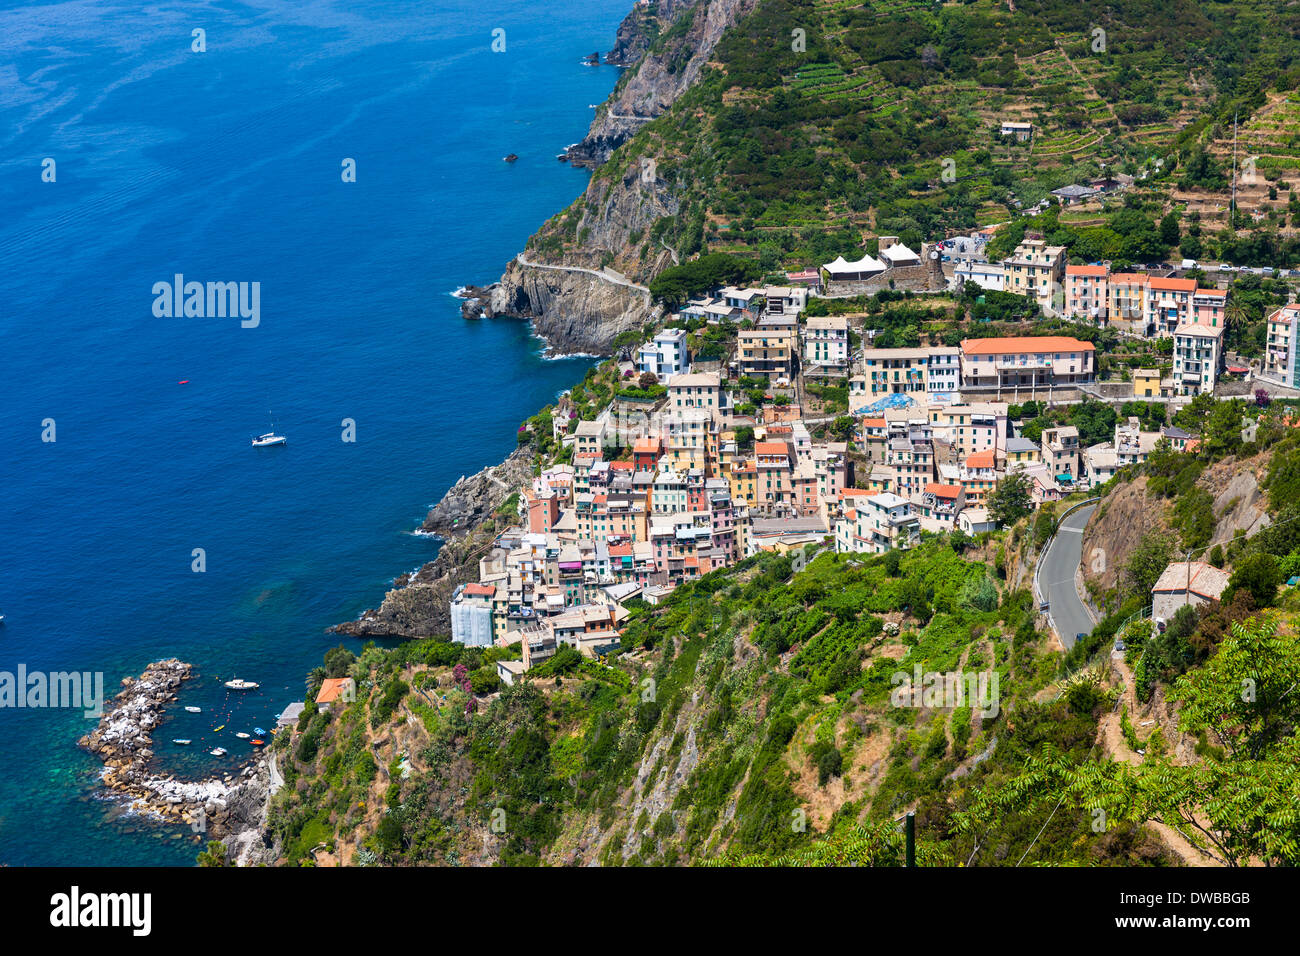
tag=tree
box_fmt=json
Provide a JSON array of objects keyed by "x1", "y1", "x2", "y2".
[
  {"x1": 1123, "y1": 531, "x2": 1174, "y2": 597},
  {"x1": 956, "y1": 617, "x2": 1300, "y2": 867},
  {"x1": 196, "y1": 840, "x2": 228, "y2": 867},
  {"x1": 1228, "y1": 552, "x2": 1280, "y2": 608},
  {"x1": 987, "y1": 472, "x2": 1033, "y2": 526},
  {"x1": 1159, "y1": 212, "x2": 1181, "y2": 248},
  {"x1": 638, "y1": 371, "x2": 659, "y2": 390}
]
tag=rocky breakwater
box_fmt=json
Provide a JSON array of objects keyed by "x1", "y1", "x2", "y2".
[
  {"x1": 333, "y1": 444, "x2": 534, "y2": 639},
  {"x1": 79, "y1": 660, "x2": 279, "y2": 862}
]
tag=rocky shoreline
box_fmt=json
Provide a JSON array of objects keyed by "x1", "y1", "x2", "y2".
[
  {"x1": 79, "y1": 659, "x2": 281, "y2": 865},
  {"x1": 333, "y1": 0, "x2": 734, "y2": 636},
  {"x1": 331, "y1": 444, "x2": 534, "y2": 639}
]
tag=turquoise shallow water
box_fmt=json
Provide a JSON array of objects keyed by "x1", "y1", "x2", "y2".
[{"x1": 0, "y1": 0, "x2": 627, "y2": 865}]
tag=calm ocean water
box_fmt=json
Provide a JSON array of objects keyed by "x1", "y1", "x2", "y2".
[{"x1": 0, "y1": 0, "x2": 626, "y2": 865}]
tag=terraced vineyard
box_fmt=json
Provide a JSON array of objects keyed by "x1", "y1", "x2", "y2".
[{"x1": 537, "y1": 0, "x2": 1300, "y2": 275}]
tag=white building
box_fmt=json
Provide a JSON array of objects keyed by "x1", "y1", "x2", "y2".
[
  {"x1": 954, "y1": 260, "x2": 1006, "y2": 292},
  {"x1": 834, "y1": 492, "x2": 919, "y2": 554},
  {"x1": 450, "y1": 583, "x2": 496, "y2": 647},
  {"x1": 804, "y1": 315, "x2": 850, "y2": 371},
  {"x1": 636, "y1": 327, "x2": 690, "y2": 384},
  {"x1": 762, "y1": 286, "x2": 808, "y2": 318},
  {"x1": 1264, "y1": 304, "x2": 1300, "y2": 387},
  {"x1": 1172, "y1": 323, "x2": 1224, "y2": 396}
]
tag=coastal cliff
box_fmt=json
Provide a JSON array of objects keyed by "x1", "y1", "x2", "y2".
[
  {"x1": 568, "y1": 0, "x2": 756, "y2": 168},
  {"x1": 483, "y1": 0, "x2": 754, "y2": 355},
  {"x1": 333, "y1": 445, "x2": 534, "y2": 639}
]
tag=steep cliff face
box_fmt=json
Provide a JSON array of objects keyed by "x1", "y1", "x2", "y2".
[
  {"x1": 484, "y1": 160, "x2": 679, "y2": 352},
  {"x1": 332, "y1": 447, "x2": 533, "y2": 639},
  {"x1": 489, "y1": 261, "x2": 656, "y2": 354},
  {"x1": 1081, "y1": 451, "x2": 1273, "y2": 593},
  {"x1": 486, "y1": 0, "x2": 755, "y2": 354},
  {"x1": 568, "y1": 0, "x2": 751, "y2": 167}
]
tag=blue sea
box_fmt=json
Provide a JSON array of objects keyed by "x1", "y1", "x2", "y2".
[{"x1": 0, "y1": 0, "x2": 628, "y2": 865}]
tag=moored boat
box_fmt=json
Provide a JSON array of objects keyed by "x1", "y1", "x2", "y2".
[
  {"x1": 172, "y1": 739, "x2": 191, "y2": 745},
  {"x1": 224, "y1": 678, "x2": 259, "y2": 691},
  {"x1": 184, "y1": 706, "x2": 201, "y2": 713}
]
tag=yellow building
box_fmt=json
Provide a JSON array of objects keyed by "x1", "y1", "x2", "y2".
[{"x1": 1133, "y1": 367, "x2": 1161, "y2": 398}]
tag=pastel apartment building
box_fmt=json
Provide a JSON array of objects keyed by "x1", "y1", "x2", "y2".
[
  {"x1": 834, "y1": 492, "x2": 920, "y2": 555},
  {"x1": 737, "y1": 327, "x2": 797, "y2": 383},
  {"x1": 1063, "y1": 264, "x2": 1108, "y2": 322},
  {"x1": 804, "y1": 315, "x2": 850, "y2": 372},
  {"x1": 1264, "y1": 304, "x2": 1300, "y2": 387},
  {"x1": 1040, "y1": 425, "x2": 1080, "y2": 482},
  {"x1": 1172, "y1": 321, "x2": 1224, "y2": 396},
  {"x1": 1145, "y1": 277, "x2": 1198, "y2": 336},
  {"x1": 637, "y1": 327, "x2": 689, "y2": 384},
  {"x1": 928, "y1": 402, "x2": 1008, "y2": 458},
  {"x1": 960, "y1": 336, "x2": 1095, "y2": 391},
  {"x1": 1106, "y1": 271, "x2": 1226, "y2": 338},
  {"x1": 1002, "y1": 240, "x2": 1065, "y2": 315},
  {"x1": 856, "y1": 346, "x2": 960, "y2": 401}
]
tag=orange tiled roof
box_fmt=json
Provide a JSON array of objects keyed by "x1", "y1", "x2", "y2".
[
  {"x1": 962, "y1": 336, "x2": 1095, "y2": 355},
  {"x1": 966, "y1": 449, "x2": 996, "y2": 468},
  {"x1": 1148, "y1": 276, "x2": 1197, "y2": 292},
  {"x1": 755, "y1": 441, "x2": 788, "y2": 455},
  {"x1": 926, "y1": 483, "x2": 962, "y2": 497},
  {"x1": 1066, "y1": 264, "x2": 1108, "y2": 277},
  {"x1": 316, "y1": 678, "x2": 353, "y2": 704}
]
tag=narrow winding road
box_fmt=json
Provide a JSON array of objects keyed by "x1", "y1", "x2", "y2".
[
  {"x1": 1038, "y1": 503, "x2": 1098, "y2": 649},
  {"x1": 515, "y1": 252, "x2": 651, "y2": 294}
]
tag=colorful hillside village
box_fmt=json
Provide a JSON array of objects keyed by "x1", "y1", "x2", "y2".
[{"x1": 449, "y1": 226, "x2": 1300, "y2": 677}]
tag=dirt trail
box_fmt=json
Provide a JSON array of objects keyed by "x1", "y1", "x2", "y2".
[{"x1": 1098, "y1": 654, "x2": 1219, "y2": 867}]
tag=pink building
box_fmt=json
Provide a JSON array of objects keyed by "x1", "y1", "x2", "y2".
[{"x1": 1064, "y1": 264, "x2": 1108, "y2": 322}]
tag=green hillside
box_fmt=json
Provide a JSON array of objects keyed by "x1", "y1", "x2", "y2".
[{"x1": 539, "y1": 0, "x2": 1300, "y2": 275}]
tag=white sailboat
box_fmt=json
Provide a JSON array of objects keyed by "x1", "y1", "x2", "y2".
[{"x1": 251, "y1": 411, "x2": 286, "y2": 447}]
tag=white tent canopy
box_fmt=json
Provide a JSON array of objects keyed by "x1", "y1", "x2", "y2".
[{"x1": 822, "y1": 253, "x2": 886, "y2": 277}]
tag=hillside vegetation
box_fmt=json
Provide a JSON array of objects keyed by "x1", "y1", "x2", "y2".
[
  {"x1": 533, "y1": 0, "x2": 1300, "y2": 284},
  {"x1": 262, "y1": 532, "x2": 1297, "y2": 867}
]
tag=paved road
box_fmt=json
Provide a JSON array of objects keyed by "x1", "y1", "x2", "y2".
[
  {"x1": 1039, "y1": 504, "x2": 1097, "y2": 649},
  {"x1": 515, "y1": 252, "x2": 650, "y2": 294}
]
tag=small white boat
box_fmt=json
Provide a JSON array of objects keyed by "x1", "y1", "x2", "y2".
[
  {"x1": 251, "y1": 411, "x2": 286, "y2": 447},
  {"x1": 172, "y1": 739, "x2": 191, "y2": 745},
  {"x1": 224, "y1": 678, "x2": 259, "y2": 691},
  {"x1": 184, "y1": 706, "x2": 201, "y2": 713},
  {"x1": 210, "y1": 747, "x2": 227, "y2": 756},
  {"x1": 234, "y1": 732, "x2": 250, "y2": 739}
]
